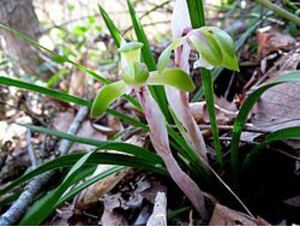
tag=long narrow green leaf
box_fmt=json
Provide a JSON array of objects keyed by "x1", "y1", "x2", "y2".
[
  {"x1": 0, "y1": 152, "x2": 166, "y2": 197},
  {"x1": 186, "y1": 0, "x2": 206, "y2": 28},
  {"x1": 201, "y1": 70, "x2": 223, "y2": 165},
  {"x1": 186, "y1": 0, "x2": 222, "y2": 165},
  {"x1": 126, "y1": 0, "x2": 171, "y2": 121},
  {"x1": 230, "y1": 71, "x2": 300, "y2": 176},
  {"x1": 56, "y1": 166, "x2": 125, "y2": 208},
  {"x1": 106, "y1": 109, "x2": 149, "y2": 130},
  {"x1": 98, "y1": 5, "x2": 122, "y2": 46},
  {"x1": 0, "y1": 23, "x2": 141, "y2": 111},
  {"x1": 242, "y1": 127, "x2": 300, "y2": 172},
  {"x1": 20, "y1": 151, "x2": 96, "y2": 225},
  {"x1": 22, "y1": 124, "x2": 161, "y2": 162},
  {"x1": 0, "y1": 76, "x2": 146, "y2": 129},
  {"x1": 0, "y1": 76, "x2": 91, "y2": 107},
  {"x1": 0, "y1": 24, "x2": 109, "y2": 84}
]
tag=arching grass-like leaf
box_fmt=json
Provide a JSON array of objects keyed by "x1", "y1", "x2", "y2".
[
  {"x1": 0, "y1": 152, "x2": 165, "y2": 197},
  {"x1": 0, "y1": 76, "x2": 91, "y2": 107},
  {"x1": 20, "y1": 151, "x2": 96, "y2": 225},
  {"x1": 0, "y1": 76, "x2": 145, "y2": 130},
  {"x1": 90, "y1": 81, "x2": 127, "y2": 118},
  {"x1": 126, "y1": 0, "x2": 171, "y2": 121},
  {"x1": 21, "y1": 124, "x2": 161, "y2": 162},
  {"x1": 0, "y1": 24, "x2": 109, "y2": 84},
  {"x1": 98, "y1": 4, "x2": 122, "y2": 46},
  {"x1": 242, "y1": 127, "x2": 300, "y2": 172},
  {"x1": 230, "y1": 71, "x2": 300, "y2": 176},
  {"x1": 148, "y1": 69, "x2": 195, "y2": 92}
]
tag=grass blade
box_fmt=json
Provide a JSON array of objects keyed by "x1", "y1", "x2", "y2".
[
  {"x1": 22, "y1": 124, "x2": 161, "y2": 162},
  {"x1": 0, "y1": 152, "x2": 166, "y2": 197},
  {"x1": 0, "y1": 24, "x2": 109, "y2": 84},
  {"x1": 242, "y1": 127, "x2": 300, "y2": 171},
  {"x1": 98, "y1": 4, "x2": 122, "y2": 46},
  {"x1": 126, "y1": 0, "x2": 171, "y2": 121},
  {"x1": 0, "y1": 76, "x2": 146, "y2": 129},
  {"x1": 230, "y1": 71, "x2": 300, "y2": 177},
  {"x1": 0, "y1": 76, "x2": 91, "y2": 107},
  {"x1": 20, "y1": 151, "x2": 96, "y2": 225}
]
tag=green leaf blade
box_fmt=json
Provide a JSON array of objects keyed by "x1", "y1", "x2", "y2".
[{"x1": 230, "y1": 71, "x2": 300, "y2": 177}]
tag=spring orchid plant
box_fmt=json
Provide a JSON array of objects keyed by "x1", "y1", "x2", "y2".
[
  {"x1": 2, "y1": 0, "x2": 300, "y2": 224},
  {"x1": 91, "y1": 0, "x2": 239, "y2": 217}
]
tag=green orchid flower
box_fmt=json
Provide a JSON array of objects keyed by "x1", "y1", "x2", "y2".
[
  {"x1": 90, "y1": 40, "x2": 195, "y2": 118},
  {"x1": 158, "y1": 26, "x2": 239, "y2": 72}
]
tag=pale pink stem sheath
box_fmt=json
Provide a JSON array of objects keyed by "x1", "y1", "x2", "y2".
[{"x1": 137, "y1": 86, "x2": 208, "y2": 218}]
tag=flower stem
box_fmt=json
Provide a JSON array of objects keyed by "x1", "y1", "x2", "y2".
[{"x1": 186, "y1": 0, "x2": 223, "y2": 165}]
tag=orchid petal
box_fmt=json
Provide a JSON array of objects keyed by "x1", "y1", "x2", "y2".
[
  {"x1": 178, "y1": 42, "x2": 192, "y2": 73},
  {"x1": 90, "y1": 81, "x2": 127, "y2": 118},
  {"x1": 147, "y1": 69, "x2": 195, "y2": 92},
  {"x1": 171, "y1": 0, "x2": 191, "y2": 40},
  {"x1": 157, "y1": 37, "x2": 186, "y2": 72}
]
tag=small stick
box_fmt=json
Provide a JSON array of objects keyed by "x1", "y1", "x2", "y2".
[{"x1": 26, "y1": 129, "x2": 37, "y2": 169}]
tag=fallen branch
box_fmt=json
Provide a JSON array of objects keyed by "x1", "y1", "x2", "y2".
[{"x1": 0, "y1": 106, "x2": 88, "y2": 226}]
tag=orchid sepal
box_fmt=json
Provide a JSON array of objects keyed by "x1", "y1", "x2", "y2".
[
  {"x1": 148, "y1": 69, "x2": 195, "y2": 92},
  {"x1": 90, "y1": 80, "x2": 127, "y2": 118}
]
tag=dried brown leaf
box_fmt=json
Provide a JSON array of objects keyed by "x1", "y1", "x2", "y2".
[{"x1": 209, "y1": 203, "x2": 270, "y2": 226}]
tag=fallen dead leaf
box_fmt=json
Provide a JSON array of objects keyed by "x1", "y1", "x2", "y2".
[
  {"x1": 250, "y1": 50, "x2": 300, "y2": 149},
  {"x1": 93, "y1": 115, "x2": 122, "y2": 138},
  {"x1": 52, "y1": 111, "x2": 75, "y2": 132},
  {"x1": 100, "y1": 193, "x2": 129, "y2": 226},
  {"x1": 257, "y1": 28, "x2": 295, "y2": 58},
  {"x1": 209, "y1": 203, "x2": 270, "y2": 226}
]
